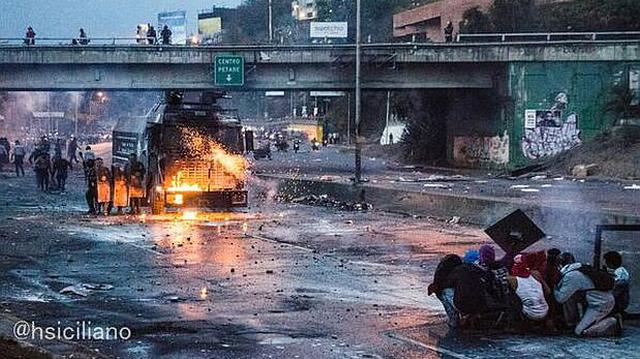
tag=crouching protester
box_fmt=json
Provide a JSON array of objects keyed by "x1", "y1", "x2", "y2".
[
  {"x1": 428, "y1": 253, "x2": 513, "y2": 329},
  {"x1": 507, "y1": 254, "x2": 550, "y2": 323},
  {"x1": 554, "y1": 253, "x2": 622, "y2": 337}
]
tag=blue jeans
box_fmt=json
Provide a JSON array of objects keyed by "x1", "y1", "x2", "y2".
[{"x1": 438, "y1": 288, "x2": 459, "y2": 328}]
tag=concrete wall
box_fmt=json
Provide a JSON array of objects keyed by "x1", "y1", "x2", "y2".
[
  {"x1": 393, "y1": 0, "x2": 494, "y2": 41},
  {"x1": 507, "y1": 62, "x2": 640, "y2": 168},
  {"x1": 444, "y1": 61, "x2": 640, "y2": 170}
]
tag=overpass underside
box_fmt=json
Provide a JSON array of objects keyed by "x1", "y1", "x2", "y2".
[{"x1": 0, "y1": 62, "x2": 500, "y2": 91}]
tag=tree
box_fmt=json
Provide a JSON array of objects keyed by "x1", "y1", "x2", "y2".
[
  {"x1": 459, "y1": 7, "x2": 493, "y2": 34},
  {"x1": 604, "y1": 85, "x2": 638, "y2": 126},
  {"x1": 489, "y1": 0, "x2": 537, "y2": 33}
]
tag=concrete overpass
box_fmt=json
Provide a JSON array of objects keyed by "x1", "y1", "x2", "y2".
[{"x1": 0, "y1": 41, "x2": 639, "y2": 91}]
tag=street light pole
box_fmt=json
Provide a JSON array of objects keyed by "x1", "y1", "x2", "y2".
[
  {"x1": 268, "y1": 0, "x2": 273, "y2": 43},
  {"x1": 354, "y1": 0, "x2": 362, "y2": 182}
]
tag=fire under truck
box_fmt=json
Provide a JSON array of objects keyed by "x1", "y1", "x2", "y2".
[{"x1": 112, "y1": 91, "x2": 249, "y2": 214}]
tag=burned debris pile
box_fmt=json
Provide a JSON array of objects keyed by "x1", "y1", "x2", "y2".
[{"x1": 288, "y1": 194, "x2": 372, "y2": 212}]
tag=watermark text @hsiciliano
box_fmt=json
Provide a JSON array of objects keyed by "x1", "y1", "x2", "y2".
[{"x1": 13, "y1": 320, "x2": 131, "y2": 341}]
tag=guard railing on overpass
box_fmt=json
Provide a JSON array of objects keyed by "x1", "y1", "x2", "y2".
[
  {"x1": 457, "y1": 31, "x2": 640, "y2": 43},
  {"x1": 2, "y1": 31, "x2": 640, "y2": 47}
]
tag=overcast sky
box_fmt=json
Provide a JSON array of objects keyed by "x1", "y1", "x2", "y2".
[{"x1": 0, "y1": 0, "x2": 243, "y2": 38}]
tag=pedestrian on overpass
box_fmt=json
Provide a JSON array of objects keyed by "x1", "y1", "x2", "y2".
[
  {"x1": 78, "y1": 28, "x2": 90, "y2": 45},
  {"x1": 24, "y1": 26, "x2": 36, "y2": 45},
  {"x1": 444, "y1": 21, "x2": 454, "y2": 43},
  {"x1": 147, "y1": 24, "x2": 157, "y2": 45},
  {"x1": 161, "y1": 25, "x2": 172, "y2": 45}
]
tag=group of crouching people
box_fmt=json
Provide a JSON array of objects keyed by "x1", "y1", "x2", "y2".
[{"x1": 429, "y1": 245, "x2": 630, "y2": 337}]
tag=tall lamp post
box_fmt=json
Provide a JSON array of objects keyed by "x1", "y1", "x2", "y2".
[
  {"x1": 354, "y1": 0, "x2": 362, "y2": 182},
  {"x1": 268, "y1": 0, "x2": 274, "y2": 43}
]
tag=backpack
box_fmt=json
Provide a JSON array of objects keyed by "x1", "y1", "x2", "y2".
[{"x1": 577, "y1": 265, "x2": 615, "y2": 291}]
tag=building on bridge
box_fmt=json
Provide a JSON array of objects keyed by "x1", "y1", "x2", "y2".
[{"x1": 393, "y1": 0, "x2": 571, "y2": 42}]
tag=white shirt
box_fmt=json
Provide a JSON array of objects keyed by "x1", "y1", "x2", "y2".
[{"x1": 516, "y1": 276, "x2": 549, "y2": 320}]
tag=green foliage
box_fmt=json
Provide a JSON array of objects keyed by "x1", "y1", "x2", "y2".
[
  {"x1": 457, "y1": 0, "x2": 640, "y2": 35},
  {"x1": 603, "y1": 84, "x2": 637, "y2": 126},
  {"x1": 459, "y1": 7, "x2": 493, "y2": 34},
  {"x1": 489, "y1": 0, "x2": 537, "y2": 33},
  {"x1": 538, "y1": 0, "x2": 640, "y2": 32}
]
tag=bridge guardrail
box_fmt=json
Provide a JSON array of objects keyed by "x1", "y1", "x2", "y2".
[
  {"x1": 1, "y1": 31, "x2": 640, "y2": 48},
  {"x1": 457, "y1": 31, "x2": 640, "y2": 43}
]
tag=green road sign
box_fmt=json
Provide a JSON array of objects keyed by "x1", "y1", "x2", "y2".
[{"x1": 214, "y1": 55, "x2": 244, "y2": 86}]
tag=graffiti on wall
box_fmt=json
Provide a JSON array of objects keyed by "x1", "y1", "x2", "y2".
[
  {"x1": 522, "y1": 92, "x2": 581, "y2": 159},
  {"x1": 453, "y1": 130, "x2": 509, "y2": 166}
]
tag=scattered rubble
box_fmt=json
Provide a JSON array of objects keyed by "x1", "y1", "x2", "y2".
[
  {"x1": 289, "y1": 195, "x2": 372, "y2": 212},
  {"x1": 571, "y1": 163, "x2": 600, "y2": 178}
]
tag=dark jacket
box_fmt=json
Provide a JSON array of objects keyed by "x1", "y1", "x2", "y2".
[{"x1": 428, "y1": 254, "x2": 462, "y2": 296}]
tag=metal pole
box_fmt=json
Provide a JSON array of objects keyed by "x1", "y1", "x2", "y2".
[
  {"x1": 385, "y1": 90, "x2": 390, "y2": 143},
  {"x1": 74, "y1": 92, "x2": 79, "y2": 137},
  {"x1": 268, "y1": 0, "x2": 273, "y2": 43},
  {"x1": 354, "y1": 0, "x2": 362, "y2": 182},
  {"x1": 347, "y1": 92, "x2": 351, "y2": 145}
]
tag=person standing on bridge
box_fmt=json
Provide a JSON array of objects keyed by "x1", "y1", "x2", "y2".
[
  {"x1": 78, "y1": 28, "x2": 89, "y2": 45},
  {"x1": 24, "y1": 26, "x2": 36, "y2": 45},
  {"x1": 161, "y1": 25, "x2": 172, "y2": 45},
  {"x1": 147, "y1": 24, "x2": 157, "y2": 45},
  {"x1": 444, "y1": 21, "x2": 454, "y2": 43},
  {"x1": 136, "y1": 25, "x2": 146, "y2": 45}
]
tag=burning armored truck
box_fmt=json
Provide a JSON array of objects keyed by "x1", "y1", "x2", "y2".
[{"x1": 112, "y1": 91, "x2": 249, "y2": 214}]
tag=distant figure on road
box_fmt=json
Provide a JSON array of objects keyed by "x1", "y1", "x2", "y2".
[
  {"x1": 136, "y1": 25, "x2": 146, "y2": 45},
  {"x1": 125, "y1": 153, "x2": 145, "y2": 214},
  {"x1": 112, "y1": 165, "x2": 128, "y2": 215},
  {"x1": 95, "y1": 158, "x2": 111, "y2": 215},
  {"x1": 52, "y1": 154, "x2": 72, "y2": 192},
  {"x1": 67, "y1": 136, "x2": 79, "y2": 163},
  {"x1": 54, "y1": 138, "x2": 64, "y2": 157},
  {"x1": 12, "y1": 140, "x2": 26, "y2": 177},
  {"x1": 389, "y1": 133, "x2": 394, "y2": 145},
  {"x1": 33, "y1": 151, "x2": 51, "y2": 191},
  {"x1": 444, "y1": 21, "x2": 454, "y2": 42},
  {"x1": 161, "y1": 25, "x2": 172, "y2": 45},
  {"x1": 78, "y1": 28, "x2": 89, "y2": 45},
  {"x1": 85, "y1": 158, "x2": 98, "y2": 214},
  {"x1": 147, "y1": 24, "x2": 157, "y2": 45},
  {"x1": 24, "y1": 26, "x2": 36, "y2": 45},
  {"x1": 0, "y1": 143, "x2": 7, "y2": 172}
]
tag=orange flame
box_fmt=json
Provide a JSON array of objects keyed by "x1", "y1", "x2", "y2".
[{"x1": 164, "y1": 128, "x2": 249, "y2": 192}]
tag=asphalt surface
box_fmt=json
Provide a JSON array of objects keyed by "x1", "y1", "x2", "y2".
[
  {"x1": 0, "y1": 158, "x2": 638, "y2": 358},
  {"x1": 254, "y1": 144, "x2": 640, "y2": 216}
]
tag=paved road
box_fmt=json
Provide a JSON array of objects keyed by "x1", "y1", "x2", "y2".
[
  {"x1": 254, "y1": 144, "x2": 640, "y2": 216},
  {"x1": 0, "y1": 167, "x2": 638, "y2": 358}
]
